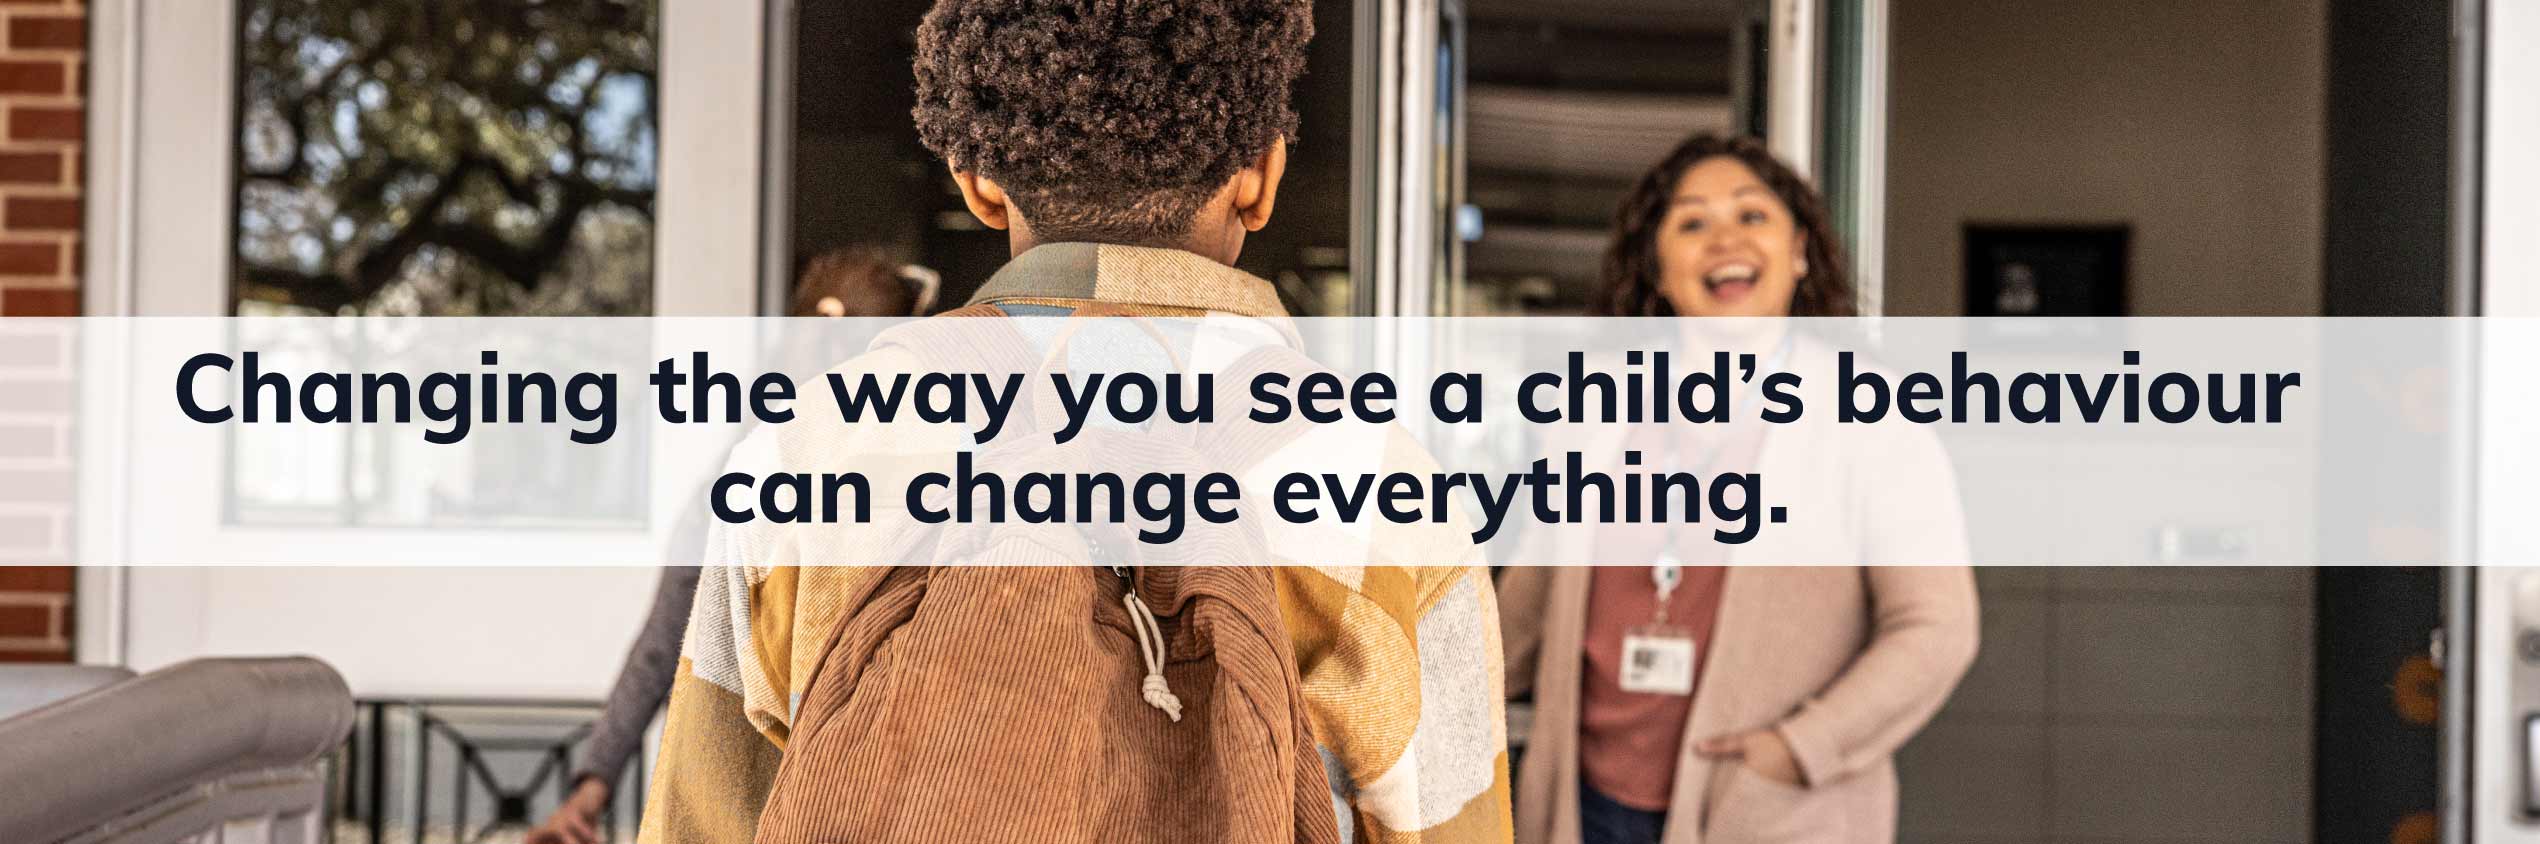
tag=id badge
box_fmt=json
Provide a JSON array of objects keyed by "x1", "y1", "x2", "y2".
[{"x1": 1619, "y1": 625, "x2": 1697, "y2": 696}]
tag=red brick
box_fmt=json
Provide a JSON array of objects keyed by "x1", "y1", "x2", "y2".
[
  {"x1": 0, "y1": 151, "x2": 59, "y2": 184},
  {"x1": 0, "y1": 328, "x2": 60, "y2": 365},
  {"x1": 0, "y1": 647, "x2": 70, "y2": 663},
  {"x1": 0, "y1": 546, "x2": 63, "y2": 564},
  {"x1": 0, "y1": 602, "x2": 49, "y2": 637},
  {"x1": 0, "y1": 510, "x2": 48, "y2": 544},
  {"x1": 7, "y1": 105, "x2": 80, "y2": 142},
  {"x1": 6, "y1": 195, "x2": 77, "y2": 230},
  {"x1": 0, "y1": 468, "x2": 68, "y2": 503},
  {"x1": 7, "y1": 15, "x2": 82, "y2": 50},
  {"x1": 0, "y1": 423, "x2": 56, "y2": 459},
  {"x1": 0, "y1": 241, "x2": 57, "y2": 275},
  {"x1": 0, "y1": 566, "x2": 68, "y2": 591},
  {"x1": 1, "y1": 286, "x2": 75, "y2": 315},
  {"x1": 0, "y1": 59, "x2": 65, "y2": 95},
  {"x1": 0, "y1": 379, "x2": 66, "y2": 413},
  {"x1": 0, "y1": 513, "x2": 49, "y2": 542}
]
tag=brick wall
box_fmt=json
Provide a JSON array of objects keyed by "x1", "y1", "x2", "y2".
[{"x1": 0, "y1": 0, "x2": 80, "y2": 663}]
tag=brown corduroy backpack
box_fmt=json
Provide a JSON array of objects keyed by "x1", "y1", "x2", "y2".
[{"x1": 752, "y1": 309, "x2": 1342, "y2": 844}]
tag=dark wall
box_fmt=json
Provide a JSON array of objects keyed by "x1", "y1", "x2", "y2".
[
  {"x1": 2321, "y1": 0, "x2": 2453, "y2": 316},
  {"x1": 2315, "y1": 4, "x2": 2452, "y2": 842},
  {"x1": 1227, "y1": 0, "x2": 1359, "y2": 311},
  {"x1": 789, "y1": 0, "x2": 990, "y2": 307},
  {"x1": 2314, "y1": 567, "x2": 2443, "y2": 844}
]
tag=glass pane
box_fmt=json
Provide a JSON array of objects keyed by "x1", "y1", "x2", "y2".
[
  {"x1": 783, "y1": 0, "x2": 1357, "y2": 315},
  {"x1": 1819, "y1": 0, "x2": 1865, "y2": 262},
  {"x1": 1446, "y1": 0, "x2": 1765, "y2": 315},
  {"x1": 230, "y1": 0, "x2": 658, "y2": 318},
  {"x1": 225, "y1": 1, "x2": 659, "y2": 529}
]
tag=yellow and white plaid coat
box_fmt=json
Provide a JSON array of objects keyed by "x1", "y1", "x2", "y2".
[{"x1": 638, "y1": 244, "x2": 1512, "y2": 843}]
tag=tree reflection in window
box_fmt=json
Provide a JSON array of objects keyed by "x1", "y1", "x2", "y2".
[
  {"x1": 232, "y1": 0, "x2": 657, "y2": 316},
  {"x1": 224, "y1": 1, "x2": 656, "y2": 528}
]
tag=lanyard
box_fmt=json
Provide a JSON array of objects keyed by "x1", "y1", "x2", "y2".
[
  {"x1": 1648, "y1": 333, "x2": 1793, "y2": 616},
  {"x1": 1650, "y1": 561, "x2": 1683, "y2": 624}
]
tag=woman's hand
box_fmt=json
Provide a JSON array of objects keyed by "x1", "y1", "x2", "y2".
[
  {"x1": 1695, "y1": 728, "x2": 1804, "y2": 786},
  {"x1": 525, "y1": 777, "x2": 612, "y2": 844}
]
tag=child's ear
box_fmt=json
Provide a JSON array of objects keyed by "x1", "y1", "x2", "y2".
[
  {"x1": 950, "y1": 167, "x2": 1013, "y2": 231},
  {"x1": 1234, "y1": 142, "x2": 1287, "y2": 232}
]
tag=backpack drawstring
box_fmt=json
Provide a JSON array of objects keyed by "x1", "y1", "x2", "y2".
[{"x1": 1119, "y1": 580, "x2": 1184, "y2": 722}]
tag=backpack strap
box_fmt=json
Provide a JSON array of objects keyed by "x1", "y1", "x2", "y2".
[{"x1": 932, "y1": 302, "x2": 1011, "y2": 318}]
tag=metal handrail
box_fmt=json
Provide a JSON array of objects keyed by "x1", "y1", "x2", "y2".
[
  {"x1": 0, "y1": 657, "x2": 354, "y2": 844},
  {"x1": 0, "y1": 664, "x2": 135, "y2": 720}
]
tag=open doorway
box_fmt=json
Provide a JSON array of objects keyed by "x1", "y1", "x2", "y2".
[{"x1": 1440, "y1": 0, "x2": 1767, "y2": 315}]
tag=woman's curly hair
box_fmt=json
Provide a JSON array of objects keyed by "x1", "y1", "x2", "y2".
[
  {"x1": 1594, "y1": 134, "x2": 1856, "y2": 317},
  {"x1": 912, "y1": 0, "x2": 1313, "y2": 244}
]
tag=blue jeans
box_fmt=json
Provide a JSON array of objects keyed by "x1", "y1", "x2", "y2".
[{"x1": 1580, "y1": 779, "x2": 1668, "y2": 844}]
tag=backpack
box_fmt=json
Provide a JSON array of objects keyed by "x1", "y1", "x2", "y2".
[{"x1": 751, "y1": 305, "x2": 1343, "y2": 844}]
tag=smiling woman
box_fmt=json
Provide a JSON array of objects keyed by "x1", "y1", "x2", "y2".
[
  {"x1": 1595, "y1": 134, "x2": 1855, "y2": 319},
  {"x1": 1507, "y1": 131, "x2": 1973, "y2": 844}
]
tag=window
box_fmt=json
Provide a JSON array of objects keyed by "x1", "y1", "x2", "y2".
[
  {"x1": 230, "y1": 0, "x2": 658, "y2": 317},
  {"x1": 224, "y1": 0, "x2": 660, "y2": 527}
]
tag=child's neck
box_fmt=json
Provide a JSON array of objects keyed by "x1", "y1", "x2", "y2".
[{"x1": 1006, "y1": 220, "x2": 1241, "y2": 268}]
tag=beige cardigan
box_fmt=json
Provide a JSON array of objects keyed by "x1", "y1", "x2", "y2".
[{"x1": 1499, "y1": 342, "x2": 1980, "y2": 844}]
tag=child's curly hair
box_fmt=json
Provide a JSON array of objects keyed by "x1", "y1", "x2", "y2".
[{"x1": 912, "y1": 0, "x2": 1313, "y2": 244}]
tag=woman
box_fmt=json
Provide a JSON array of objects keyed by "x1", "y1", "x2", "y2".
[{"x1": 1500, "y1": 134, "x2": 1979, "y2": 844}]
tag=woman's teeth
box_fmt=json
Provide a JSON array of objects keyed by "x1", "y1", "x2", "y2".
[{"x1": 1704, "y1": 264, "x2": 1759, "y2": 294}]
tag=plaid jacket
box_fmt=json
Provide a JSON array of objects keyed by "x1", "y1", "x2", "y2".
[{"x1": 637, "y1": 243, "x2": 1513, "y2": 843}]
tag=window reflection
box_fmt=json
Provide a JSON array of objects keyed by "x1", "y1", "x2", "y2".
[
  {"x1": 232, "y1": 0, "x2": 658, "y2": 317},
  {"x1": 225, "y1": 1, "x2": 659, "y2": 529}
]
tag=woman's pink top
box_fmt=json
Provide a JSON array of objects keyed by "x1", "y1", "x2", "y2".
[
  {"x1": 1577, "y1": 418, "x2": 1764, "y2": 812},
  {"x1": 1578, "y1": 563, "x2": 1725, "y2": 810}
]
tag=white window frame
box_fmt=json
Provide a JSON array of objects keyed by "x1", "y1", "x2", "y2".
[
  {"x1": 87, "y1": 0, "x2": 763, "y2": 317},
  {"x1": 1837, "y1": 0, "x2": 1888, "y2": 317},
  {"x1": 2469, "y1": 0, "x2": 2536, "y2": 838},
  {"x1": 76, "y1": 0, "x2": 769, "y2": 668}
]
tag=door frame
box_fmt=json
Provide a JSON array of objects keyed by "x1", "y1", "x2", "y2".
[{"x1": 2466, "y1": 0, "x2": 2540, "y2": 836}]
